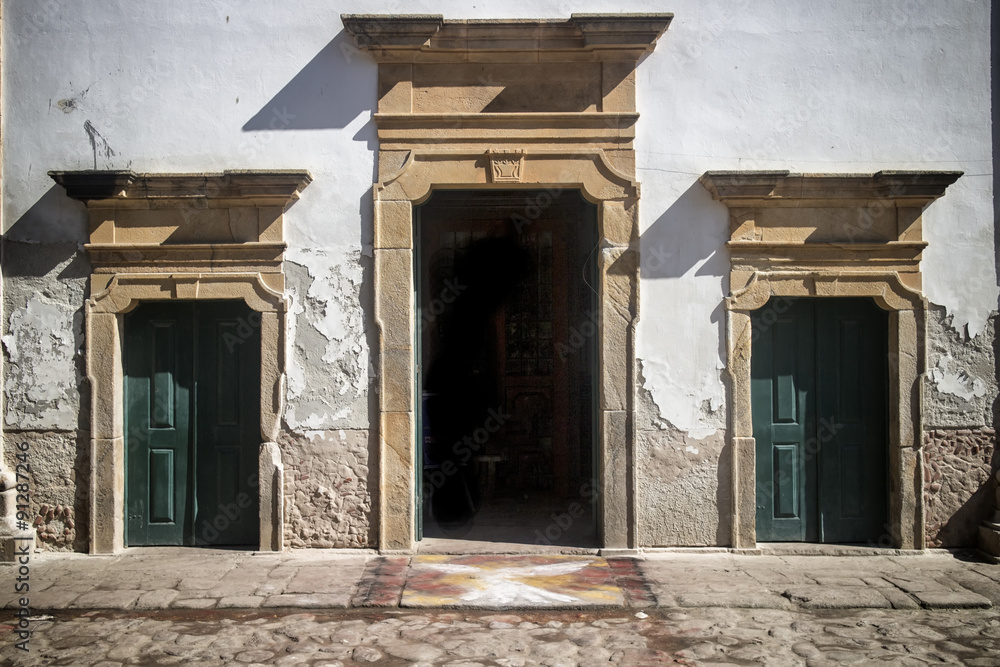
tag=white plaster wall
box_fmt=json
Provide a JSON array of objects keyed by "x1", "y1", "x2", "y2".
[{"x1": 2, "y1": 0, "x2": 994, "y2": 439}]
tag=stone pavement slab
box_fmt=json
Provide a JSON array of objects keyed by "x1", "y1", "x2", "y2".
[
  {"x1": 782, "y1": 586, "x2": 893, "y2": 609},
  {"x1": 2, "y1": 546, "x2": 999, "y2": 614},
  {"x1": 261, "y1": 592, "x2": 352, "y2": 608},
  {"x1": 675, "y1": 591, "x2": 793, "y2": 609},
  {"x1": 910, "y1": 590, "x2": 993, "y2": 609}
]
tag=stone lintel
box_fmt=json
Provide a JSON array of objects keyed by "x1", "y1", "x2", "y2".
[
  {"x1": 85, "y1": 242, "x2": 287, "y2": 273},
  {"x1": 700, "y1": 170, "x2": 963, "y2": 205},
  {"x1": 374, "y1": 113, "x2": 638, "y2": 148},
  {"x1": 50, "y1": 170, "x2": 313, "y2": 204},
  {"x1": 342, "y1": 14, "x2": 672, "y2": 60}
]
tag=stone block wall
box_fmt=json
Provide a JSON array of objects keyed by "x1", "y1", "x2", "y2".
[
  {"x1": 2, "y1": 431, "x2": 89, "y2": 551},
  {"x1": 923, "y1": 428, "x2": 997, "y2": 547},
  {"x1": 279, "y1": 429, "x2": 375, "y2": 549}
]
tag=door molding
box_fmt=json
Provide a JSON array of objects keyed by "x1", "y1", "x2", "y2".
[
  {"x1": 701, "y1": 170, "x2": 962, "y2": 550},
  {"x1": 51, "y1": 170, "x2": 312, "y2": 554},
  {"x1": 343, "y1": 14, "x2": 673, "y2": 552}
]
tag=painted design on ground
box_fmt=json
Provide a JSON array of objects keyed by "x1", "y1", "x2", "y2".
[{"x1": 401, "y1": 555, "x2": 625, "y2": 608}]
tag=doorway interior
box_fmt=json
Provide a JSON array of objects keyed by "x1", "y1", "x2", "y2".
[
  {"x1": 751, "y1": 297, "x2": 889, "y2": 544},
  {"x1": 415, "y1": 190, "x2": 599, "y2": 549}
]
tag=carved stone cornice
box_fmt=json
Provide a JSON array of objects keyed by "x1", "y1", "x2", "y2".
[
  {"x1": 700, "y1": 170, "x2": 963, "y2": 206},
  {"x1": 702, "y1": 169, "x2": 962, "y2": 319},
  {"x1": 50, "y1": 170, "x2": 311, "y2": 273},
  {"x1": 374, "y1": 112, "x2": 638, "y2": 148},
  {"x1": 342, "y1": 14, "x2": 673, "y2": 62},
  {"x1": 50, "y1": 170, "x2": 312, "y2": 204}
]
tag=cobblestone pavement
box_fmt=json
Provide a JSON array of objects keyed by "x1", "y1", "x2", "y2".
[
  {"x1": 4, "y1": 548, "x2": 1000, "y2": 664},
  {"x1": 3, "y1": 606, "x2": 1000, "y2": 666}
]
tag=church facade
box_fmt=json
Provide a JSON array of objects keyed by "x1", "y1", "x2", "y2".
[{"x1": 0, "y1": 1, "x2": 996, "y2": 557}]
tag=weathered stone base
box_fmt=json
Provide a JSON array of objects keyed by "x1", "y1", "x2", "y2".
[
  {"x1": 2, "y1": 430, "x2": 89, "y2": 551},
  {"x1": 279, "y1": 429, "x2": 374, "y2": 549},
  {"x1": 923, "y1": 428, "x2": 997, "y2": 547},
  {"x1": 636, "y1": 426, "x2": 730, "y2": 547}
]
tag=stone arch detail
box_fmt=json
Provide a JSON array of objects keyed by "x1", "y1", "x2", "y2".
[{"x1": 373, "y1": 149, "x2": 643, "y2": 552}]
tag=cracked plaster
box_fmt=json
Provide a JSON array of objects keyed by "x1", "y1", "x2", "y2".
[
  {"x1": 924, "y1": 306, "x2": 998, "y2": 429},
  {"x1": 2, "y1": 246, "x2": 87, "y2": 431},
  {"x1": 636, "y1": 377, "x2": 730, "y2": 546},
  {"x1": 284, "y1": 247, "x2": 372, "y2": 432}
]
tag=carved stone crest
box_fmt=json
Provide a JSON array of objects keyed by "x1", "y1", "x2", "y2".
[{"x1": 486, "y1": 149, "x2": 525, "y2": 183}]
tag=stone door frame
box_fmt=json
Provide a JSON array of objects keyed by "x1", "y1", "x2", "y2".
[
  {"x1": 701, "y1": 170, "x2": 963, "y2": 550},
  {"x1": 51, "y1": 170, "x2": 311, "y2": 554},
  {"x1": 343, "y1": 14, "x2": 673, "y2": 552},
  {"x1": 374, "y1": 152, "x2": 642, "y2": 552}
]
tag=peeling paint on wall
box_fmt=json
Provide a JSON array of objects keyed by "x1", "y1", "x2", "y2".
[
  {"x1": 284, "y1": 246, "x2": 371, "y2": 432},
  {"x1": 929, "y1": 356, "x2": 988, "y2": 402},
  {"x1": 638, "y1": 358, "x2": 724, "y2": 439},
  {"x1": 636, "y1": 380, "x2": 730, "y2": 546},
  {"x1": 2, "y1": 295, "x2": 82, "y2": 430},
  {"x1": 924, "y1": 306, "x2": 997, "y2": 429}
]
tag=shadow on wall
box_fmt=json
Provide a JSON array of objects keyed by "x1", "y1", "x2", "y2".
[
  {"x1": 637, "y1": 179, "x2": 732, "y2": 545},
  {"x1": 638, "y1": 180, "x2": 728, "y2": 281},
  {"x1": 637, "y1": 177, "x2": 730, "y2": 340},
  {"x1": 242, "y1": 30, "x2": 376, "y2": 144},
  {"x1": 3, "y1": 185, "x2": 88, "y2": 278}
]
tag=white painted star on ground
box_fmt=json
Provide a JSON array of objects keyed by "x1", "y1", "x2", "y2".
[{"x1": 420, "y1": 560, "x2": 594, "y2": 605}]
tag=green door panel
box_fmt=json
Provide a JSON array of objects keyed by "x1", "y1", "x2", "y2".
[
  {"x1": 752, "y1": 299, "x2": 816, "y2": 542},
  {"x1": 194, "y1": 302, "x2": 261, "y2": 546},
  {"x1": 816, "y1": 298, "x2": 888, "y2": 543},
  {"x1": 752, "y1": 298, "x2": 888, "y2": 544},
  {"x1": 125, "y1": 301, "x2": 260, "y2": 547},
  {"x1": 125, "y1": 303, "x2": 194, "y2": 546}
]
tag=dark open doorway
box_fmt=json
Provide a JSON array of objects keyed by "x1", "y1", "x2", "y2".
[{"x1": 415, "y1": 190, "x2": 598, "y2": 549}]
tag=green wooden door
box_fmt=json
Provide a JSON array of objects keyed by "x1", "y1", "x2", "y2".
[
  {"x1": 815, "y1": 298, "x2": 888, "y2": 543},
  {"x1": 752, "y1": 298, "x2": 887, "y2": 543},
  {"x1": 125, "y1": 301, "x2": 260, "y2": 546},
  {"x1": 194, "y1": 301, "x2": 261, "y2": 546},
  {"x1": 125, "y1": 303, "x2": 194, "y2": 546},
  {"x1": 751, "y1": 299, "x2": 817, "y2": 542}
]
